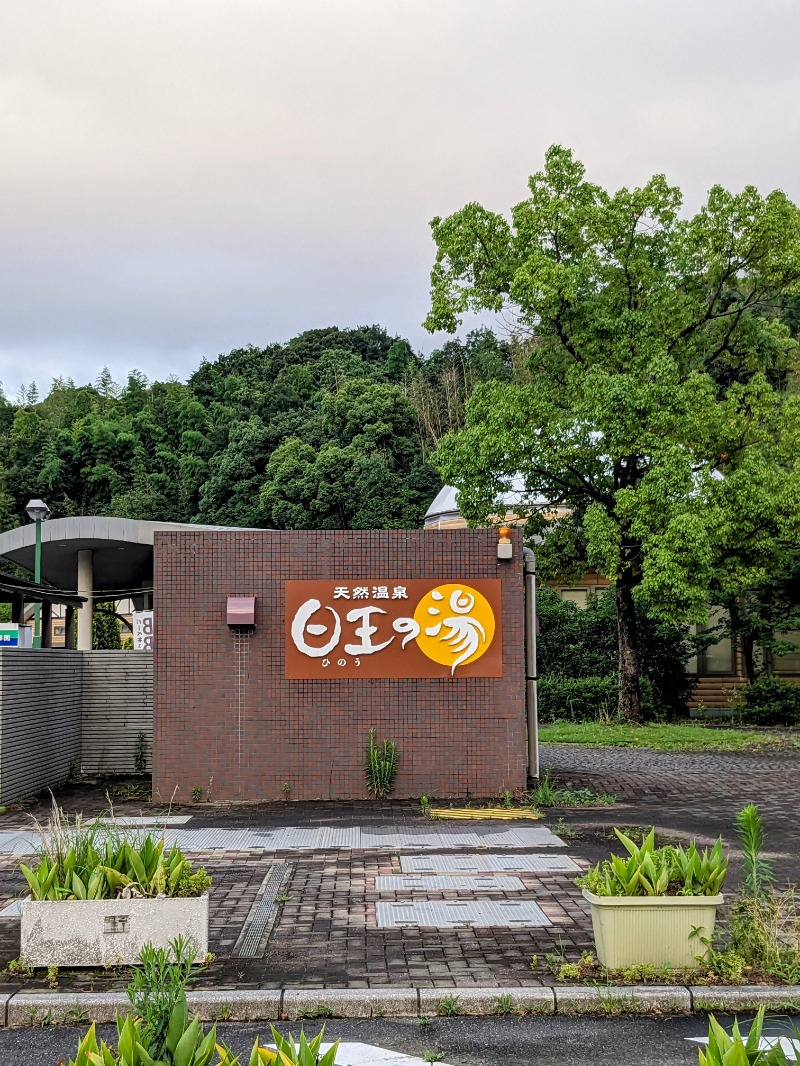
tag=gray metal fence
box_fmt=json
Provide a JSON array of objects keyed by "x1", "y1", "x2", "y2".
[
  {"x1": 0, "y1": 650, "x2": 153, "y2": 802},
  {"x1": 81, "y1": 652, "x2": 153, "y2": 775}
]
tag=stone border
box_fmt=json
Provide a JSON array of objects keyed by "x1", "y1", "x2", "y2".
[{"x1": 2, "y1": 985, "x2": 800, "y2": 1027}]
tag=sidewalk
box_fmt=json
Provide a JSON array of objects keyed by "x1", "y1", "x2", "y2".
[{"x1": 1, "y1": 743, "x2": 799, "y2": 996}]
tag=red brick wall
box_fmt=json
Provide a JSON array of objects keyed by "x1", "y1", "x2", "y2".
[{"x1": 153, "y1": 529, "x2": 526, "y2": 802}]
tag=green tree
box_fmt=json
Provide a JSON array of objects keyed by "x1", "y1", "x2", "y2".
[
  {"x1": 93, "y1": 602, "x2": 122, "y2": 650},
  {"x1": 425, "y1": 145, "x2": 800, "y2": 721}
]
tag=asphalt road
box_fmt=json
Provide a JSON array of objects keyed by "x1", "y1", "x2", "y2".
[{"x1": 3, "y1": 1014, "x2": 799, "y2": 1066}]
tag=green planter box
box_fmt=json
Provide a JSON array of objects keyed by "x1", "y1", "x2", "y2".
[{"x1": 582, "y1": 889, "x2": 723, "y2": 969}]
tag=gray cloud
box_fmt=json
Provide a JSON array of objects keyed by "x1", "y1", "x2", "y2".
[{"x1": 1, "y1": 0, "x2": 798, "y2": 396}]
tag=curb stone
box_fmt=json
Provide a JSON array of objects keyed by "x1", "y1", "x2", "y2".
[
  {"x1": 419, "y1": 988, "x2": 555, "y2": 1016},
  {"x1": 690, "y1": 986, "x2": 800, "y2": 1013},
  {"x1": 187, "y1": 989, "x2": 283, "y2": 1022},
  {"x1": 283, "y1": 988, "x2": 418, "y2": 1020},
  {"x1": 554, "y1": 986, "x2": 692, "y2": 1016},
  {"x1": 7, "y1": 991, "x2": 128, "y2": 1027},
  {"x1": 3, "y1": 985, "x2": 800, "y2": 1026}
]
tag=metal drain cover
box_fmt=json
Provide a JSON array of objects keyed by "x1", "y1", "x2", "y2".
[
  {"x1": 376, "y1": 899, "x2": 550, "y2": 928},
  {"x1": 400, "y1": 853, "x2": 580, "y2": 873},
  {"x1": 375, "y1": 875, "x2": 525, "y2": 891}
]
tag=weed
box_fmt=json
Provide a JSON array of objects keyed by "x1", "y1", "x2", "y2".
[
  {"x1": 127, "y1": 936, "x2": 198, "y2": 1057},
  {"x1": 501, "y1": 789, "x2": 514, "y2": 809},
  {"x1": 67, "y1": 756, "x2": 81, "y2": 783},
  {"x1": 529, "y1": 954, "x2": 539, "y2": 971},
  {"x1": 435, "y1": 994, "x2": 461, "y2": 1016},
  {"x1": 276, "y1": 894, "x2": 293, "y2": 903},
  {"x1": 418, "y1": 1017, "x2": 432, "y2": 1027},
  {"x1": 134, "y1": 732, "x2": 149, "y2": 774},
  {"x1": 492, "y1": 993, "x2": 515, "y2": 1015},
  {"x1": 202, "y1": 951, "x2": 216, "y2": 966},
  {"x1": 191, "y1": 785, "x2": 202, "y2": 802},
  {"x1": 527, "y1": 770, "x2": 614, "y2": 808},
  {"x1": 423, "y1": 1054, "x2": 445, "y2": 1063},
  {"x1": 364, "y1": 727, "x2": 398, "y2": 798},
  {"x1": 63, "y1": 1002, "x2": 90, "y2": 1026},
  {"x1": 28, "y1": 1005, "x2": 53, "y2": 1028},
  {"x1": 282, "y1": 782, "x2": 292, "y2": 800},
  {"x1": 216, "y1": 1003, "x2": 232, "y2": 1021},
  {"x1": 45, "y1": 965, "x2": 59, "y2": 989},
  {"x1": 557, "y1": 963, "x2": 581, "y2": 980},
  {"x1": 297, "y1": 1004, "x2": 335, "y2": 1019},
  {"x1": 6, "y1": 957, "x2": 32, "y2": 977}
]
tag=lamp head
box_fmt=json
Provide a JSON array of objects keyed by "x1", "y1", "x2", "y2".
[{"x1": 25, "y1": 498, "x2": 50, "y2": 522}]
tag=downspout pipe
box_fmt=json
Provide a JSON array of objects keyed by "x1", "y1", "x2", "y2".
[{"x1": 523, "y1": 547, "x2": 539, "y2": 780}]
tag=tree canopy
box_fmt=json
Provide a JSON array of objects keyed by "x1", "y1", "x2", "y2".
[
  {"x1": 0, "y1": 324, "x2": 514, "y2": 536},
  {"x1": 426, "y1": 145, "x2": 800, "y2": 720}
]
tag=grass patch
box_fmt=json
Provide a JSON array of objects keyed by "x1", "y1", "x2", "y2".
[{"x1": 539, "y1": 721, "x2": 800, "y2": 752}]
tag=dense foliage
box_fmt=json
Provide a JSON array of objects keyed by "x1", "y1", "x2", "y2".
[
  {"x1": 0, "y1": 325, "x2": 514, "y2": 535},
  {"x1": 735, "y1": 677, "x2": 800, "y2": 726},
  {"x1": 536, "y1": 586, "x2": 693, "y2": 719},
  {"x1": 426, "y1": 145, "x2": 800, "y2": 720}
]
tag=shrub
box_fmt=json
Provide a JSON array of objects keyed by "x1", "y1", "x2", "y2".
[
  {"x1": 21, "y1": 803, "x2": 210, "y2": 901},
  {"x1": 535, "y1": 587, "x2": 694, "y2": 718},
  {"x1": 735, "y1": 677, "x2": 800, "y2": 726},
  {"x1": 537, "y1": 674, "x2": 655, "y2": 723},
  {"x1": 575, "y1": 827, "x2": 728, "y2": 897}
]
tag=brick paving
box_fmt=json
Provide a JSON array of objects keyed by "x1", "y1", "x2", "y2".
[{"x1": 0, "y1": 744, "x2": 798, "y2": 990}]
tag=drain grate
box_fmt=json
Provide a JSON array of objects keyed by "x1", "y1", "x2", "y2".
[
  {"x1": 400, "y1": 853, "x2": 581, "y2": 873},
  {"x1": 233, "y1": 862, "x2": 291, "y2": 958},
  {"x1": 376, "y1": 899, "x2": 550, "y2": 928},
  {"x1": 375, "y1": 875, "x2": 525, "y2": 891}
]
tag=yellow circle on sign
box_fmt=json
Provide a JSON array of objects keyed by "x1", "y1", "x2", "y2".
[{"x1": 413, "y1": 583, "x2": 495, "y2": 673}]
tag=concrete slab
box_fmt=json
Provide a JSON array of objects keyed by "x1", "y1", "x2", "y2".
[
  {"x1": 375, "y1": 899, "x2": 550, "y2": 928},
  {"x1": 375, "y1": 876, "x2": 526, "y2": 892},
  {"x1": 400, "y1": 854, "x2": 580, "y2": 873}
]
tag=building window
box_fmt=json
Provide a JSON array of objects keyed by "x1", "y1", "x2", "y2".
[
  {"x1": 560, "y1": 588, "x2": 589, "y2": 609},
  {"x1": 54, "y1": 625, "x2": 65, "y2": 636},
  {"x1": 686, "y1": 608, "x2": 734, "y2": 675},
  {"x1": 773, "y1": 631, "x2": 800, "y2": 676}
]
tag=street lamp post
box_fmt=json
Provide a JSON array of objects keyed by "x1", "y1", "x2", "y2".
[{"x1": 25, "y1": 498, "x2": 50, "y2": 648}]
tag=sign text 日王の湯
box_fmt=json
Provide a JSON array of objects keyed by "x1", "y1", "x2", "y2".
[{"x1": 284, "y1": 580, "x2": 502, "y2": 678}]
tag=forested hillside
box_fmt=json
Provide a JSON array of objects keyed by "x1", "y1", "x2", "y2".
[{"x1": 0, "y1": 324, "x2": 517, "y2": 532}]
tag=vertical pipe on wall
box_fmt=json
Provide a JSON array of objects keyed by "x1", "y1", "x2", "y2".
[
  {"x1": 77, "y1": 550, "x2": 94, "y2": 651},
  {"x1": 524, "y1": 547, "x2": 539, "y2": 780}
]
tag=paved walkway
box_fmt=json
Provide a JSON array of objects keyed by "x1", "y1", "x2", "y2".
[
  {"x1": 541, "y1": 743, "x2": 800, "y2": 881},
  {"x1": 0, "y1": 746, "x2": 797, "y2": 992}
]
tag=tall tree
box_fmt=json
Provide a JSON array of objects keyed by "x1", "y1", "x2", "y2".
[{"x1": 425, "y1": 145, "x2": 800, "y2": 721}]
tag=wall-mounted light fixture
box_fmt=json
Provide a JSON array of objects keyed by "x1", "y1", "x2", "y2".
[
  {"x1": 227, "y1": 596, "x2": 256, "y2": 627},
  {"x1": 497, "y1": 525, "x2": 513, "y2": 560}
]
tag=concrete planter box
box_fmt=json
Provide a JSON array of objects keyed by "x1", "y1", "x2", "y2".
[
  {"x1": 582, "y1": 889, "x2": 723, "y2": 969},
  {"x1": 21, "y1": 894, "x2": 209, "y2": 967}
]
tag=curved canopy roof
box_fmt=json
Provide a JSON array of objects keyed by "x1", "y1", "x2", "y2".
[{"x1": 0, "y1": 517, "x2": 248, "y2": 594}]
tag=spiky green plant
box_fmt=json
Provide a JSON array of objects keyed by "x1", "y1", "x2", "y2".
[
  {"x1": 364, "y1": 728, "x2": 398, "y2": 799},
  {"x1": 735, "y1": 804, "x2": 775, "y2": 900}
]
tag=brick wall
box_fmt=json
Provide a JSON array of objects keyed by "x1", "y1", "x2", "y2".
[{"x1": 153, "y1": 529, "x2": 526, "y2": 802}]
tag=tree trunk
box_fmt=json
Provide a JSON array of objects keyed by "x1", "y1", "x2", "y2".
[{"x1": 616, "y1": 575, "x2": 642, "y2": 723}]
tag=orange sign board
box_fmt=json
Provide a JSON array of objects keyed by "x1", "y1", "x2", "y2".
[{"x1": 284, "y1": 580, "x2": 503, "y2": 679}]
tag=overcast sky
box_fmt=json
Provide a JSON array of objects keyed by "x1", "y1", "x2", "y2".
[{"x1": 1, "y1": 0, "x2": 799, "y2": 399}]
